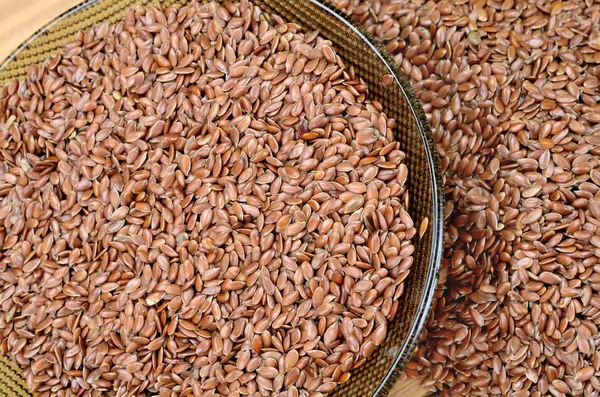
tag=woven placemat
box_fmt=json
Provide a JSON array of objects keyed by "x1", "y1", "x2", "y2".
[
  {"x1": 0, "y1": 355, "x2": 31, "y2": 396},
  {"x1": 0, "y1": 0, "x2": 444, "y2": 396}
]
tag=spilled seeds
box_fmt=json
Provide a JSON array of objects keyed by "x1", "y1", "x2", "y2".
[{"x1": 334, "y1": 0, "x2": 600, "y2": 395}]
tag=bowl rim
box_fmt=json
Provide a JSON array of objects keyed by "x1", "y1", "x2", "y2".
[
  {"x1": 0, "y1": 1, "x2": 445, "y2": 396},
  {"x1": 309, "y1": 2, "x2": 444, "y2": 395},
  {"x1": 0, "y1": 0, "x2": 106, "y2": 72}
]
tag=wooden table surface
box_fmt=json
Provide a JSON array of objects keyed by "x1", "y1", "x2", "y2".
[{"x1": 0, "y1": 0, "x2": 430, "y2": 396}]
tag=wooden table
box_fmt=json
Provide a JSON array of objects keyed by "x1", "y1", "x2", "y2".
[{"x1": 0, "y1": 1, "x2": 430, "y2": 396}]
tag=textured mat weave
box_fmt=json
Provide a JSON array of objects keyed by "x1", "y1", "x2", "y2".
[{"x1": 0, "y1": 355, "x2": 31, "y2": 396}]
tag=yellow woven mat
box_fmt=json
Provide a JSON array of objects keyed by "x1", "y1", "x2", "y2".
[{"x1": 0, "y1": 355, "x2": 32, "y2": 396}]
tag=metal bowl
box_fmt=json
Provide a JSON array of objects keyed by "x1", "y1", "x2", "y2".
[{"x1": 0, "y1": 0, "x2": 444, "y2": 395}]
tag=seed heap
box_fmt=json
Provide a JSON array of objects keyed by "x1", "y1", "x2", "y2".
[
  {"x1": 0, "y1": 1, "x2": 416, "y2": 396},
  {"x1": 333, "y1": 0, "x2": 600, "y2": 395}
]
